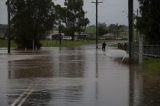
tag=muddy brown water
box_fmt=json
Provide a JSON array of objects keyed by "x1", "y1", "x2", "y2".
[{"x1": 0, "y1": 46, "x2": 160, "y2": 106}]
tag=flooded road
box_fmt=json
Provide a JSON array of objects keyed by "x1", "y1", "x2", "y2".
[{"x1": 0, "y1": 45, "x2": 160, "y2": 106}]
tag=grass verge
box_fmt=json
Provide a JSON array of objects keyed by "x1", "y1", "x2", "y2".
[
  {"x1": 41, "y1": 40, "x2": 95, "y2": 47},
  {"x1": 0, "y1": 39, "x2": 17, "y2": 48},
  {"x1": 0, "y1": 39, "x2": 95, "y2": 48},
  {"x1": 143, "y1": 58, "x2": 160, "y2": 76}
]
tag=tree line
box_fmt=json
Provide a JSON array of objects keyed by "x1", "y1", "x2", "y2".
[
  {"x1": 7, "y1": 0, "x2": 160, "y2": 49},
  {"x1": 86, "y1": 23, "x2": 127, "y2": 38},
  {"x1": 9, "y1": 0, "x2": 89, "y2": 49}
]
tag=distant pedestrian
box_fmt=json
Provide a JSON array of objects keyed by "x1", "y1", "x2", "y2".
[{"x1": 102, "y1": 42, "x2": 106, "y2": 52}]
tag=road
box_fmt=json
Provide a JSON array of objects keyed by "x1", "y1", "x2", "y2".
[{"x1": 0, "y1": 45, "x2": 152, "y2": 106}]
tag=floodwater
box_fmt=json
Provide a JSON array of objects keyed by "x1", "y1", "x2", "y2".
[{"x1": 0, "y1": 45, "x2": 160, "y2": 106}]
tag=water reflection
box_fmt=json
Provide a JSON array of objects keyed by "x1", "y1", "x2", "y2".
[
  {"x1": 129, "y1": 65, "x2": 135, "y2": 106},
  {"x1": 3, "y1": 47, "x2": 160, "y2": 106},
  {"x1": 127, "y1": 65, "x2": 160, "y2": 106},
  {"x1": 57, "y1": 50, "x2": 85, "y2": 77},
  {"x1": 139, "y1": 71, "x2": 160, "y2": 106},
  {"x1": 23, "y1": 90, "x2": 52, "y2": 106},
  {"x1": 8, "y1": 47, "x2": 86, "y2": 79},
  {"x1": 95, "y1": 50, "x2": 99, "y2": 104},
  {"x1": 6, "y1": 47, "x2": 130, "y2": 106},
  {"x1": 8, "y1": 57, "x2": 55, "y2": 79},
  {"x1": 95, "y1": 49, "x2": 99, "y2": 78}
]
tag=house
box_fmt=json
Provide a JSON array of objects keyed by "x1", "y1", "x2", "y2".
[
  {"x1": 46, "y1": 30, "x2": 67, "y2": 40},
  {"x1": 74, "y1": 32, "x2": 89, "y2": 40},
  {"x1": 46, "y1": 30, "x2": 59, "y2": 40},
  {"x1": 102, "y1": 33, "x2": 116, "y2": 40}
]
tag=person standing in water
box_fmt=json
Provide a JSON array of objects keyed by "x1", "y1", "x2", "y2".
[{"x1": 102, "y1": 42, "x2": 106, "y2": 52}]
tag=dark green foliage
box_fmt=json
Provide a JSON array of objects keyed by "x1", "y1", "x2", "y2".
[
  {"x1": 108, "y1": 24, "x2": 126, "y2": 36},
  {"x1": 63, "y1": 0, "x2": 89, "y2": 40},
  {"x1": 85, "y1": 24, "x2": 127, "y2": 38},
  {"x1": 97, "y1": 23, "x2": 108, "y2": 36},
  {"x1": 10, "y1": 0, "x2": 55, "y2": 49},
  {"x1": 137, "y1": 0, "x2": 160, "y2": 44}
]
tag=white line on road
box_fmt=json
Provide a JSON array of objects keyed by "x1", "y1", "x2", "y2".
[
  {"x1": 10, "y1": 86, "x2": 32, "y2": 106},
  {"x1": 10, "y1": 84, "x2": 37, "y2": 106},
  {"x1": 17, "y1": 89, "x2": 34, "y2": 106}
]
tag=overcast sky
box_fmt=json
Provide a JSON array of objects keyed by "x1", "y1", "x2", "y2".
[{"x1": 0, "y1": 0, "x2": 139, "y2": 25}]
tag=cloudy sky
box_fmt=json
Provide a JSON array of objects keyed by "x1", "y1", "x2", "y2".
[{"x1": 0, "y1": 0, "x2": 139, "y2": 25}]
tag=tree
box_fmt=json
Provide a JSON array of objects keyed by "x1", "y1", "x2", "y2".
[
  {"x1": 63, "y1": 0, "x2": 89, "y2": 40},
  {"x1": 137, "y1": 0, "x2": 160, "y2": 44},
  {"x1": 108, "y1": 24, "x2": 120, "y2": 37},
  {"x1": 107, "y1": 24, "x2": 127, "y2": 39},
  {"x1": 85, "y1": 25, "x2": 96, "y2": 38},
  {"x1": 98, "y1": 23, "x2": 108, "y2": 36},
  {"x1": 10, "y1": 0, "x2": 55, "y2": 49}
]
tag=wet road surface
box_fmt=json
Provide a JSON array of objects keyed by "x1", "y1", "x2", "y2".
[{"x1": 0, "y1": 45, "x2": 160, "y2": 106}]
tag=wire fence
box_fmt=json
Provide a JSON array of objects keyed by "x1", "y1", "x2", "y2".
[
  {"x1": 118, "y1": 43, "x2": 160, "y2": 58},
  {"x1": 143, "y1": 45, "x2": 160, "y2": 57},
  {"x1": 133, "y1": 44, "x2": 160, "y2": 58}
]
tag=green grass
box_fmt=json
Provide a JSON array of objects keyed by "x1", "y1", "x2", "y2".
[
  {"x1": 144, "y1": 58, "x2": 160, "y2": 76},
  {"x1": 41, "y1": 40, "x2": 95, "y2": 47},
  {"x1": 0, "y1": 39, "x2": 95, "y2": 48},
  {"x1": 0, "y1": 39, "x2": 17, "y2": 48}
]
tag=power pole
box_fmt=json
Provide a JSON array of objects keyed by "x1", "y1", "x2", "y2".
[
  {"x1": 92, "y1": 0, "x2": 103, "y2": 49},
  {"x1": 128, "y1": 0, "x2": 133, "y2": 61},
  {"x1": 7, "y1": 0, "x2": 11, "y2": 54}
]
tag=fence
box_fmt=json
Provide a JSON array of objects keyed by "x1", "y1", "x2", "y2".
[
  {"x1": 143, "y1": 45, "x2": 160, "y2": 57},
  {"x1": 133, "y1": 44, "x2": 160, "y2": 58},
  {"x1": 118, "y1": 43, "x2": 160, "y2": 58}
]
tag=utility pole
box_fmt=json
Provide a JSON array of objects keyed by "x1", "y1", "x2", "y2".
[
  {"x1": 92, "y1": 0, "x2": 103, "y2": 49},
  {"x1": 7, "y1": 0, "x2": 11, "y2": 54},
  {"x1": 128, "y1": 0, "x2": 133, "y2": 61}
]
